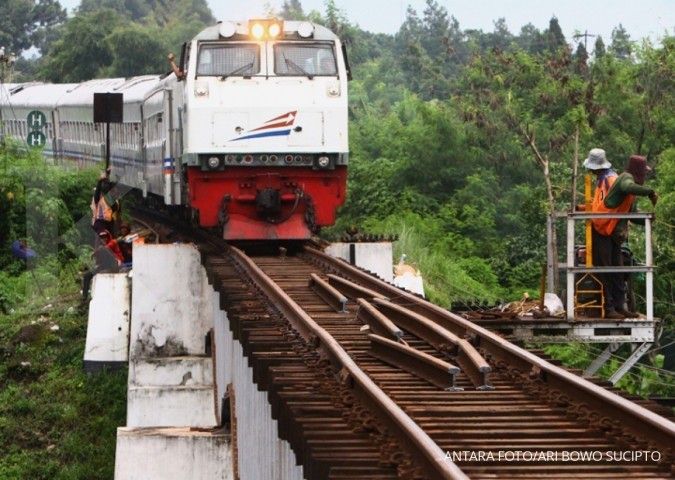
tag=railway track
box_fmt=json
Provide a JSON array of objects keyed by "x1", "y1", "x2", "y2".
[{"x1": 130, "y1": 210, "x2": 675, "y2": 479}]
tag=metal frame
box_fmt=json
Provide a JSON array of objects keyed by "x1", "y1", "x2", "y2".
[{"x1": 564, "y1": 211, "x2": 654, "y2": 322}]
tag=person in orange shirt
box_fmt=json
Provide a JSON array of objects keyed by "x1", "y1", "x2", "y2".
[{"x1": 584, "y1": 149, "x2": 657, "y2": 318}]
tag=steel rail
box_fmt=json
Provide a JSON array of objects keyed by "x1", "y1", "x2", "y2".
[
  {"x1": 327, "y1": 273, "x2": 388, "y2": 301},
  {"x1": 357, "y1": 298, "x2": 404, "y2": 340},
  {"x1": 309, "y1": 273, "x2": 348, "y2": 312},
  {"x1": 227, "y1": 246, "x2": 468, "y2": 480},
  {"x1": 303, "y1": 246, "x2": 675, "y2": 452},
  {"x1": 368, "y1": 333, "x2": 462, "y2": 391},
  {"x1": 372, "y1": 298, "x2": 492, "y2": 390}
]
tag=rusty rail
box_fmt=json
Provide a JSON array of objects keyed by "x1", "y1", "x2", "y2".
[
  {"x1": 304, "y1": 246, "x2": 675, "y2": 452},
  {"x1": 372, "y1": 298, "x2": 492, "y2": 390},
  {"x1": 309, "y1": 273, "x2": 348, "y2": 312},
  {"x1": 368, "y1": 333, "x2": 463, "y2": 391},
  {"x1": 357, "y1": 298, "x2": 404, "y2": 340},
  {"x1": 227, "y1": 246, "x2": 467, "y2": 480},
  {"x1": 327, "y1": 273, "x2": 388, "y2": 301}
]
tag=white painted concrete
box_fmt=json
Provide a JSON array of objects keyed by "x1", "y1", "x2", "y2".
[
  {"x1": 115, "y1": 427, "x2": 232, "y2": 480},
  {"x1": 130, "y1": 356, "x2": 213, "y2": 387},
  {"x1": 130, "y1": 244, "x2": 213, "y2": 358},
  {"x1": 212, "y1": 291, "x2": 305, "y2": 480},
  {"x1": 84, "y1": 273, "x2": 131, "y2": 367},
  {"x1": 117, "y1": 243, "x2": 303, "y2": 479},
  {"x1": 326, "y1": 242, "x2": 394, "y2": 282},
  {"x1": 127, "y1": 385, "x2": 217, "y2": 428},
  {"x1": 125, "y1": 244, "x2": 217, "y2": 429}
]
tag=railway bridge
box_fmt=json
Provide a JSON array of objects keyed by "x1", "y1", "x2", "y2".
[{"x1": 85, "y1": 212, "x2": 675, "y2": 480}]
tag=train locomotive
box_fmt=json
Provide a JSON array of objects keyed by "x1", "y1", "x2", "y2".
[{"x1": 0, "y1": 20, "x2": 350, "y2": 240}]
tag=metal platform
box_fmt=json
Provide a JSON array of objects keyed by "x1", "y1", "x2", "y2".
[
  {"x1": 469, "y1": 314, "x2": 659, "y2": 385},
  {"x1": 470, "y1": 316, "x2": 657, "y2": 344}
]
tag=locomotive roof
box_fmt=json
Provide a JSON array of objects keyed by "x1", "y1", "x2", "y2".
[{"x1": 194, "y1": 21, "x2": 340, "y2": 42}]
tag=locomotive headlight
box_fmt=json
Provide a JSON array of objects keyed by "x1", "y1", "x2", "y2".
[
  {"x1": 208, "y1": 156, "x2": 220, "y2": 169},
  {"x1": 219, "y1": 22, "x2": 236, "y2": 38},
  {"x1": 317, "y1": 156, "x2": 330, "y2": 168},
  {"x1": 268, "y1": 23, "x2": 281, "y2": 38},
  {"x1": 251, "y1": 23, "x2": 265, "y2": 39}
]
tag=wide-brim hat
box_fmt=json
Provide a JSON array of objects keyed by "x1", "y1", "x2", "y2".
[{"x1": 583, "y1": 148, "x2": 612, "y2": 170}]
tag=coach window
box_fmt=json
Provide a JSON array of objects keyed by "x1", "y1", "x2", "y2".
[
  {"x1": 274, "y1": 43, "x2": 337, "y2": 76},
  {"x1": 196, "y1": 44, "x2": 260, "y2": 76}
]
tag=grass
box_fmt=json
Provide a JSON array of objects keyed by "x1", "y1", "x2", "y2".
[{"x1": 0, "y1": 265, "x2": 127, "y2": 480}]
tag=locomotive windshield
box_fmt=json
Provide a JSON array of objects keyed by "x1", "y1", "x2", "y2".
[
  {"x1": 274, "y1": 43, "x2": 337, "y2": 76},
  {"x1": 197, "y1": 44, "x2": 260, "y2": 76}
]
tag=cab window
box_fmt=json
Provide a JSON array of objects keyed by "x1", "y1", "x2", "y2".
[
  {"x1": 197, "y1": 44, "x2": 260, "y2": 76},
  {"x1": 274, "y1": 43, "x2": 337, "y2": 76}
]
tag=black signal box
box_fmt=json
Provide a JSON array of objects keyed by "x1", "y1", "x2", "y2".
[{"x1": 93, "y1": 93, "x2": 123, "y2": 123}]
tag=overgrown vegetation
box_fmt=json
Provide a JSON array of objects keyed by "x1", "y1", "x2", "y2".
[
  {"x1": 1, "y1": 7, "x2": 673, "y2": 476},
  {"x1": 0, "y1": 144, "x2": 127, "y2": 478}
]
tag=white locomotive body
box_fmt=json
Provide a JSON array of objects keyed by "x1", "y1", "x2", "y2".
[{"x1": 0, "y1": 20, "x2": 350, "y2": 240}]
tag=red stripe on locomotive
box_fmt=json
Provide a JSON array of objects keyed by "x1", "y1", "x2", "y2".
[{"x1": 187, "y1": 166, "x2": 347, "y2": 240}]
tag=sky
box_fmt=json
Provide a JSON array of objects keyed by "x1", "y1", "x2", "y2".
[{"x1": 58, "y1": 0, "x2": 674, "y2": 45}]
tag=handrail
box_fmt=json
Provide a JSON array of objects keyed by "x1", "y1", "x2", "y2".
[
  {"x1": 564, "y1": 211, "x2": 654, "y2": 321},
  {"x1": 303, "y1": 246, "x2": 675, "y2": 451},
  {"x1": 555, "y1": 211, "x2": 654, "y2": 219},
  {"x1": 228, "y1": 246, "x2": 468, "y2": 480}
]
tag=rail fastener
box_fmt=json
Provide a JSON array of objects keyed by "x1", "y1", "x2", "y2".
[{"x1": 368, "y1": 333, "x2": 463, "y2": 391}]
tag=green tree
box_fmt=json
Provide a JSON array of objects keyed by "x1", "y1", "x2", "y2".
[
  {"x1": 78, "y1": 0, "x2": 213, "y2": 25},
  {"x1": 545, "y1": 16, "x2": 567, "y2": 52},
  {"x1": 280, "y1": 0, "x2": 305, "y2": 20},
  {"x1": 105, "y1": 24, "x2": 166, "y2": 77},
  {"x1": 517, "y1": 23, "x2": 546, "y2": 55},
  {"x1": 610, "y1": 24, "x2": 632, "y2": 60},
  {"x1": 0, "y1": 0, "x2": 66, "y2": 54},
  {"x1": 574, "y1": 41, "x2": 588, "y2": 74},
  {"x1": 40, "y1": 9, "x2": 122, "y2": 82},
  {"x1": 594, "y1": 35, "x2": 606, "y2": 58}
]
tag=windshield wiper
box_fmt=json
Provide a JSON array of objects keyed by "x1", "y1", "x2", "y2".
[
  {"x1": 283, "y1": 54, "x2": 313, "y2": 80},
  {"x1": 220, "y1": 61, "x2": 254, "y2": 80}
]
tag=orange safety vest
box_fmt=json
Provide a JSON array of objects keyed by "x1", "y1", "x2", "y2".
[
  {"x1": 91, "y1": 194, "x2": 114, "y2": 224},
  {"x1": 591, "y1": 174, "x2": 635, "y2": 236}
]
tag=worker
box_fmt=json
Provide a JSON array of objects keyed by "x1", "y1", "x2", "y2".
[
  {"x1": 91, "y1": 169, "x2": 120, "y2": 235},
  {"x1": 584, "y1": 149, "x2": 658, "y2": 318},
  {"x1": 168, "y1": 53, "x2": 185, "y2": 79},
  {"x1": 116, "y1": 223, "x2": 133, "y2": 265}
]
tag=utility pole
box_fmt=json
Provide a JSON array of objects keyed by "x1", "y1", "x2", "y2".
[{"x1": 573, "y1": 30, "x2": 596, "y2": 51}]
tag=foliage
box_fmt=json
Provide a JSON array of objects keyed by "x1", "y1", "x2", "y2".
[
  {"x1": 0, "y1": 143, "x2": 98, "y2": 308},
  {"x1": 3, "y1": 0, "x2": 673, "y2": 402},
  {"x1": 0, "y1": 266, "x2": 127, "y2": 479},
  {"x1": 37, "y1": 0, "x2": 214, "y2": 81},
  {"x1": 0, "y1": 147, "x2": 126, "y2": 478},
  {"x1": 544, "y1": 343, "x2": 675, "y2": 397},
  {"x1": 0, "y1": 0, "x2": 66, "y2": 54}
]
